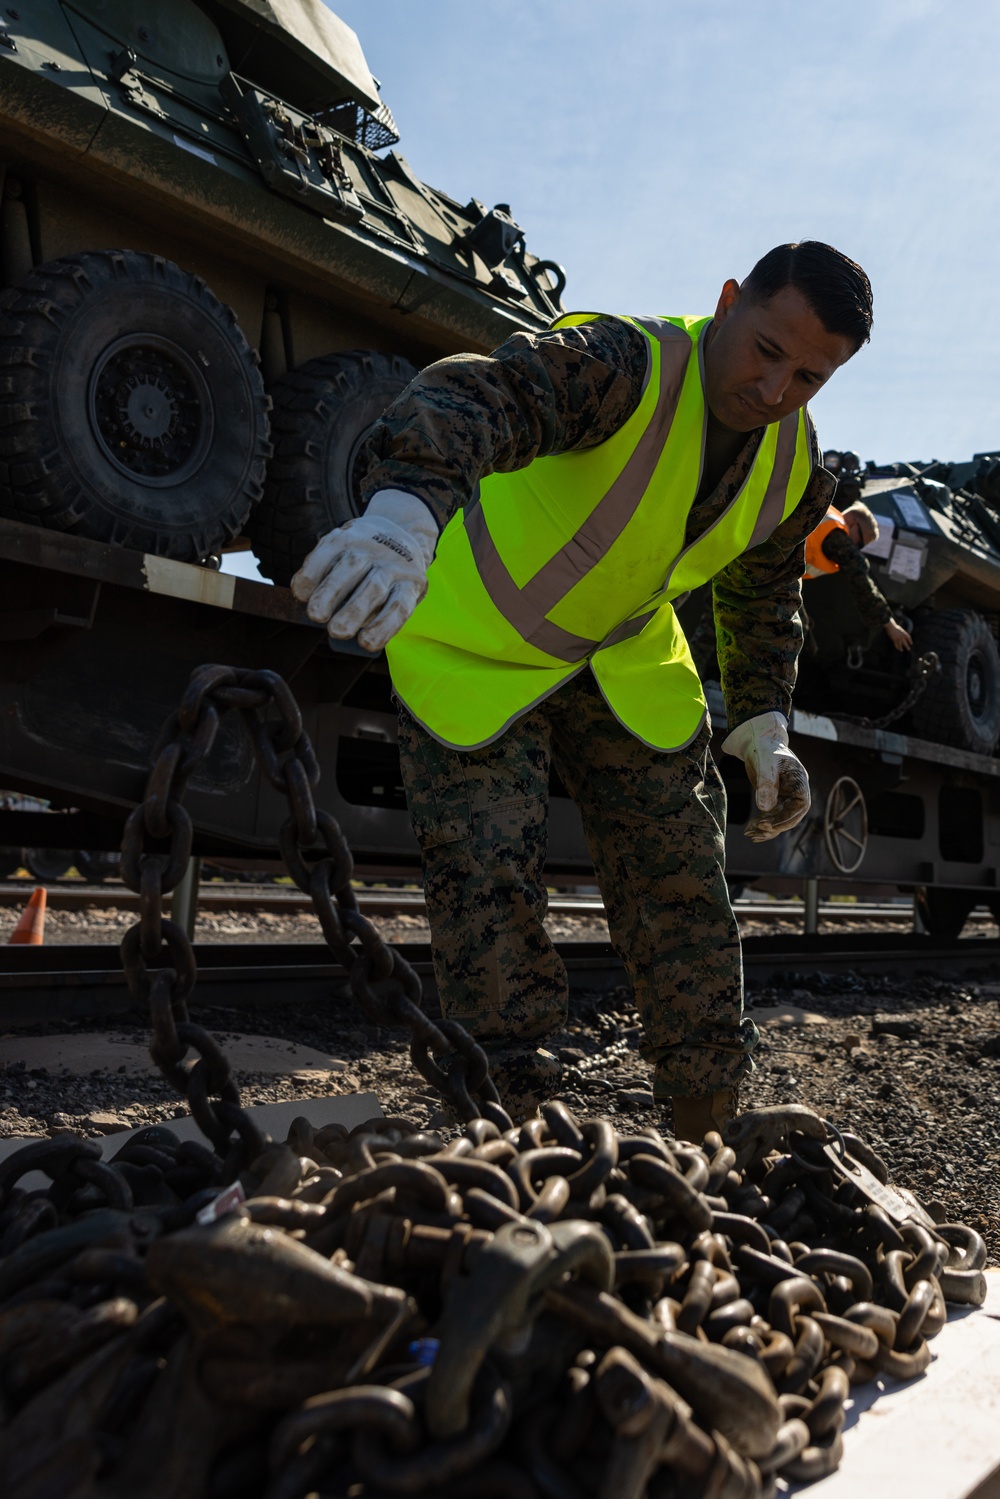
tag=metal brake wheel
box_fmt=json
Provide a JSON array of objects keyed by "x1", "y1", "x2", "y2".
[{"x1": 823, "y1": 776, "x2": 868, "y2": 874}]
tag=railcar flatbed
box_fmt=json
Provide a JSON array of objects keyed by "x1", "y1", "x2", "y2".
[{"x1": 2, "y1": 518, "x2": 998, "y2": 935}]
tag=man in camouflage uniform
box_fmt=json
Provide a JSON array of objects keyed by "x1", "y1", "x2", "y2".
[
  {"x1": 292, "y1": 241, "x2": 874, "y2": 1137},
  {"x1": 806, "y1": 499, "x2": 913, "y2": 651}
]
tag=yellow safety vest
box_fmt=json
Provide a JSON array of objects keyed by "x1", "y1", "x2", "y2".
[{"x1": 386, "y1": 313, "x2": 815, "y2": 751}]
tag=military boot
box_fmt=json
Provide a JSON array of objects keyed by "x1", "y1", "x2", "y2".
[
  {"x1": 481, "y1": 1045, "x2": 562, "y2": 1122},
  {"x1": 668, "y1": 1086, "x2": 740, "y2": 1145}
]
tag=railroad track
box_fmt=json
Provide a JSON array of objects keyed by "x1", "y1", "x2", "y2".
[
  {"x1": 1, "y1": 931, "x2": 998, "y2": 1027},
  {"x1": 1, "y1": 879, "x2": 994, "y2": 926}
]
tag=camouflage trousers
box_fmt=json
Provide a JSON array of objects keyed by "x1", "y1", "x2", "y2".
[{"x1": 397, "y1": 672, "x2": 758, "y2": 1097}]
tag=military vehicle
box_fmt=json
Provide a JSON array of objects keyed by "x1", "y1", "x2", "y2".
[
  {"x1": 0, "y1": 0, "x2": 565, "y2": 576},
  {"x1": 680, "y1": 448, "x2": 1000, "y2": 760},
  {"x1": 671, "y1": 447, "x2": 1000, "y2": 936},
  {"x1": 794, "y1": 450, "x2": 1000, "y2": 759},
  {"x1": 0, "y1": 0, "x2": 571, "y2": 885},
  {"x1": 790, "y1": 448, "x2": 1000, "y2": 936}
]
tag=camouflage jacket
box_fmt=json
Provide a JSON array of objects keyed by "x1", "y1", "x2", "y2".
[
  {"x1": 362, "y1": 316, "x2": 835, "y2": 730},
  {"x1": 820, "y1": 527, "x2": 894, "y2": 628}
]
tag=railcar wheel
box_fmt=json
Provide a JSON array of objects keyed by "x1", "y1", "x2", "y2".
[
  {"x1": 909, "y1": 609, "x2": 1000, "y2": 755},
  {"x1": 823, "y1": 777, "x2": 868, "y2": 874},
  {"x1": 0, "y1": 250, "x2": 270, "y2": 560},
  {"x1": 249, "y1": 349, "x2": 419, "y2": 585},
  {"x1": 75, "y1": 850, "x2": 120, "y2": 884},
  {"x1": 22, "y1": 847, "x2": 74, "y2": 881}
]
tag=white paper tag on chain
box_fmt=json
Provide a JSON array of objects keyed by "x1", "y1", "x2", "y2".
[{"x1": 196, "y1": 1180, "x2": 247, "y2": 1225}]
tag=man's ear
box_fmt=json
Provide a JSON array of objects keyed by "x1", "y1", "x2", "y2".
[{"x1": 713, "y1": 278, "x2": 741, "y2": 327}]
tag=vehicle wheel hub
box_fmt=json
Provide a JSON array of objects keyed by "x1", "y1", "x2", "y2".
[
  {"x1": 121, "y1": 377, "x2": 178, "y2": 445},
  {"x1": 89, "y1": 334, "x2": 214, "y2": 486}
]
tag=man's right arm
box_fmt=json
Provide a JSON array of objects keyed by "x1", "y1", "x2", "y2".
[
  {"x1": 291, "y1": 317, "x2": 648, "y2": 646},
  {"x1": 359, "y1": 318, "x2": 649, "y2": 531}
]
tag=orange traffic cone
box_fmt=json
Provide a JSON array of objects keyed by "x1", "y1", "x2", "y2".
[{"x1": 8, "y1": 886, "x2": 46, "y2": 945}]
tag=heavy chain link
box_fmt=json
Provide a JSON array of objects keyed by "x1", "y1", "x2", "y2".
[
  {"x1": 837, "y1": 649, "x2": 939, "y2": 731},
  {"x1": 118, "y1": 664, "x2": 503, "y2": 1170}
]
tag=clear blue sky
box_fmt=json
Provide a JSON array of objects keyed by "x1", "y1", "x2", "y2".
[{"x1": 329, "y1": 0, "x2": 1000, "y2": 467}]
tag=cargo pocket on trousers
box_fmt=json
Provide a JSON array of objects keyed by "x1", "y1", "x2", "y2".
[
  {"x1": 411, "y1": 796, "x2": 473, "y2": 852},
  {"x1": 399, "y1": 737, "x2": 474, "y2": 853}
]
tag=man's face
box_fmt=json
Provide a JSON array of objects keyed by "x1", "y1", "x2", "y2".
[{"x1": 703, "y1": 280, "x2": 857, "y2": 432}]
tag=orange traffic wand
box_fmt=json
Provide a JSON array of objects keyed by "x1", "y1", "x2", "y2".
[{"x1": 8, "y1": 886, "x2": 46, "y2": 945}]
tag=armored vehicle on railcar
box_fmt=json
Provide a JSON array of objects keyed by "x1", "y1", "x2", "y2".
[
  {"x1": 0, "y1": 0, "x2": 569, "y2": 878},
  {"x1": 795, "y1": 450, "x2": 1000, "y2": 759},
  {"x1": 674, "y1": 448, "x2": 1000, "y2": 933},
  {"x1": 0, "y1": 0, "x2": 564, "y2": 576},
  {"x1": 680, "y1": 449, "x2": 1000, "y2": 760}
]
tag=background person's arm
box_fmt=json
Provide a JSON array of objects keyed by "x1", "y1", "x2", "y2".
[
  {"x1": 821, "y1": 527, "x2": 892, "y2": 627},
  {"x1": 821, "y1": 528, "x2": 912, "y2": 650}
]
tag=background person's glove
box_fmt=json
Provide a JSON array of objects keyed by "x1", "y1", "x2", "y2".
[
  {"x1": 291, "y1": 489, "x2": 438, "y2": 653},
  {"x1": 721, "y1": 711, "x2": 810, "y2": 842}
]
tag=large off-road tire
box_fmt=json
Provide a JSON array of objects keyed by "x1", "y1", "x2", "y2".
[
  {"x1": 909, "y1": 608, "x2": 1000, "y2": 755},
  {"x1": 0, "y1": 250, "x2": 271, "y2": 560},
  {"x1": 249, "y1": 349, "x2": 419, "y2": 585}
]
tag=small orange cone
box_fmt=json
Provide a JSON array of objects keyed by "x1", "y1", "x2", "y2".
[{"x1": 8, "y1": 886, "x2": 46, "y2": 945}]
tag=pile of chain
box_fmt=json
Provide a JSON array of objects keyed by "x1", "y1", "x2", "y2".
[
  {"x1": 0, "y1": 665, "x2": 990, "y2": 1498},
  {"x1": 0, "y1": 1102, "x2": 989, "y2": 1498}
]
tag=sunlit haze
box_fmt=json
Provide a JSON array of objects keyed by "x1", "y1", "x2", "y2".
[{"x1": 328, "y1": 0, "x2": 1000, "y2": 467}]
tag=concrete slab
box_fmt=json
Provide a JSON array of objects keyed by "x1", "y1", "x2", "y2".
[
  {"x1": 753, "y1": 1003, "x2": 829, "y2": 1027},
  {"x1": 93, "y1": 1090, "x2": 385, "y2": 1158},
  {"x1": 0, "y1": 1090, "x2": 384, "y2": 1183},
  {"x1": 786, "y1": 1270, "x2": 1000, "y2": 1498},
  {"x1": 0, "y1": 1032, "x2": 354, "y2": 1078}
]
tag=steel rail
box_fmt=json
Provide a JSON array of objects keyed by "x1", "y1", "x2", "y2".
[
  {"x1": 0, "y1": 880, "x2": 993, "y2": 925},
  {"x1": 0, "y1": 931, "x2": 998, "y2": 1027}
]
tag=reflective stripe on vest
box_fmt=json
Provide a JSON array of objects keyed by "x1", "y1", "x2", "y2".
[
  {"x1": 804, "y1": 504, "x2": 848, "y2": 579},
  {"x1": 386, "y1": 313, "x2": 815, "y2": 751}
]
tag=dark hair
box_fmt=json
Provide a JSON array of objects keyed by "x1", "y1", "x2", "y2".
[{"x1": 740, "y1": 241, "x2": 873, "y2": 351}]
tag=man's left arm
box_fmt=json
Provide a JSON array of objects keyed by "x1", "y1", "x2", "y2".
[
  {"x1": 713, "y1": 466, "x2": 835, "y2": 728},
  {"x1": 712, "y1": 466, "x2": 835, "y2": 840}
]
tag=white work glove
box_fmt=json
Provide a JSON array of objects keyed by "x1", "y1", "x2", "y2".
[
  {"x1": 290, "y1": 489, "x2": 438, "y2": 653},
  {"x1": 721, "y1": 711, "x2": 810, "y2": 842}
]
